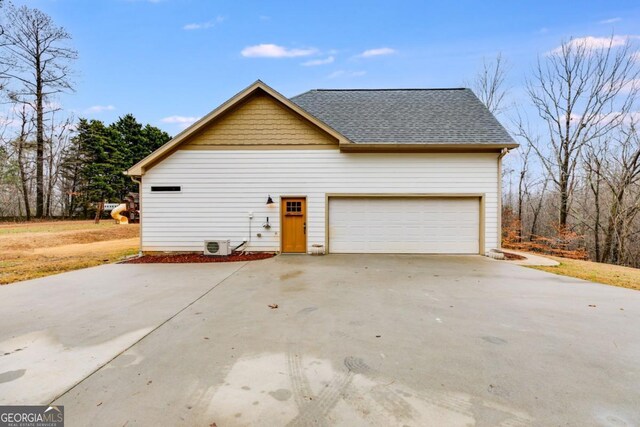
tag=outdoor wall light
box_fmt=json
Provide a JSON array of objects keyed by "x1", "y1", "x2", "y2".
[{"x1": 266, "y1": 195, "x2": 275, "y2": 205}]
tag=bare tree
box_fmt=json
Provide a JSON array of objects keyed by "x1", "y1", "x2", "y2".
[
  {"x1": 515, "y1": 143, "x2": 535, "y2": 241},
  {"x1": 511, "y1": 110, "x2": 549, "y2": 241},
  {"x1": 0, "y1": 3, "x2": 77, "y2": 218},
  {"x1": 528, "y1": 175, "x2": 550, "y2": 240},
  {"x1": 527, "y1": 36, "x2": 639, "y2": 229},
  {"x1": 471, "y1": 53, "x2": 509, "y2": 114},
  {"x1": 8, "y1": 104, "x2": 35, "y2": 220},
  {"x1": 592, "y1": 124, "x2": 640, "y2": 264},
  {"x1": 44, "y1": 111, "x2": 73, "y2": 217}
]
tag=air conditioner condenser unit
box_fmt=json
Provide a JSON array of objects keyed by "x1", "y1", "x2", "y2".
[{"x1": 204, "y1": 240, "x2": 232, "y2": 256}]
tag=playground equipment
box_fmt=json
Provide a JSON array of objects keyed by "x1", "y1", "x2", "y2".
[
  {"x1": 102, "y1": 192, "x2": 140, "y2": 225},
  {"x1": 111, "y1": 203, "x2": 129, "y2": 224}
]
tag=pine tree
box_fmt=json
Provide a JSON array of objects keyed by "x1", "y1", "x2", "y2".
[{"x1": 59, "y1": 116, "x2": 171, "y2": 217}]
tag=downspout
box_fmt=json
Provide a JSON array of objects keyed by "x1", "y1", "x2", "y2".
[
  {"x1": 129, "y1": 174, "x2": 143, "y2": 257},
  {"x1": 496, "y1": 148, "x2": 510, "y2": 251}
]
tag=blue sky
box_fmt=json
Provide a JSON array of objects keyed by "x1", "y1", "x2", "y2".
[{"x1": 17, "y1": 0, "x2": 640, "y2": 135}]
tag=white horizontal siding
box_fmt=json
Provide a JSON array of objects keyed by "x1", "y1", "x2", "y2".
[{"x1": 141, "y1": 150, "x2": 499, "y2": 252}]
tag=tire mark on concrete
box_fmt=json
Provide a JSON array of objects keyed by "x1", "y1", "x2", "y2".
[
  {"x1": 287, "y1": 369, "x2": 353, "y2": 427},
  {"x1": 344, "y1": 357, "x2": 418, "y2": 423},
  {"x1": 286, "y1": 349, "x2": 314, "y2": 411}
]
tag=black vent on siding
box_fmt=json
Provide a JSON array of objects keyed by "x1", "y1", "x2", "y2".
[{"x1": 151, "y1": 186, "x2": 181, "y2": 192}]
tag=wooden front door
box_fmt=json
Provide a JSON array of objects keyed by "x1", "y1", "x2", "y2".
[{"x1": 281, "y1": 197, "x2": 307, "y2": 253}]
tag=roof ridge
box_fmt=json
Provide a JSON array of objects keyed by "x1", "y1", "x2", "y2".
[{"x1": 310, "y1": 88, "x2": 469, "y2": 92}]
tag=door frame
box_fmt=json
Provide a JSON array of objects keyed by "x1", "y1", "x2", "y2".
[
  {"x1": 325, "y1": 193, "x2": 485, "y2": 255},
  {"x1": 280, "y1": 195, "x2": 308, "y2": 254}
]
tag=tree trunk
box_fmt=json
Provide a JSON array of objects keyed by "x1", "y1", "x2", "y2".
[
  {"x1": 94, "y1": 200, "x2": 104, "y2": 224},
  {"x1": 35, "y1": 47, "x2": 44, "y2": 219},
  {"x1": 529, "y1": 179, "x2": 548, "y2": 240},
  {"x1": 601, "y1": 191, "x2": 625, "y2": 263},
  {"x1": 17, "y1": 146, "x2": 31, "y2": 221},
  {"x1": 45, "y1": 145, "x2": 52, "y2": 217},
  {"x1": 588, "y1": 162, "x2": 601, "y2": 261},
  {"x1": 559, "y1": 164, "x2": 570, "y2": 228},
  {"x1": 593, "y1": 187, "x2": 601, "y2": 261},
  {"x1": 517, "y1": 170, "x2": 525, "y2": 242}
]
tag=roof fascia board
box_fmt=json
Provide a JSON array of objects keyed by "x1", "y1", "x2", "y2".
[{"x1": 339, "y1": 142, "x2": 519, "y2": 153}]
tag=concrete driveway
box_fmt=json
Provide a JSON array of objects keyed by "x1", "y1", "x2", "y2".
[{"x1": 1, "y1": 255, "x2": 639, "y2": 426}]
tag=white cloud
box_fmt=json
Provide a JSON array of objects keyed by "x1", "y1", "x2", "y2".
[
  {"x1": 183, "y1": 16, "x2": 225, "y2": 30},
  {"x1": 627, "y1": 112, "x2": 640, "y2": 123},
  {"x1": 161, "y1": 115, "x2": 200, "y2": 129},
  {"x1": 550, "y1": 35, "x2": 640, "y2": 54},
  {"x1": 621, "y1": 78, "x2": 640, "y2": 93},
  {"x1": 241, "y1": 44, "x2": 317, "y2": 58},
  {"x1": 1, "y1": 102, "x2": 66, "y2": 128},
  {"x1": 184, "y1": 22, "x2": 212, "y2": 30},
  {"x1": 0, "y1": 116, "x2": 18, "y2": 128},
  {"x1": 357, "y1": 47, "x2": 396, "y2": 58},
  {"x1": 302, "y1": 56, "x2": 335, "y2": 66},
  {"x1": 161, "y1": 115, "x2": 199, "y2": 124},
  {"x1": 599, "y1": 17, "x2": 622, "y2": 24},
  {"x1": 561, "y1": 110, "x2": 640, "y2": 126},
  {"x1": 85, "y1": 105, "x2": 116, "y2": 114},
  {"x1": 327, "y1": 70, "x2": 366, "y2": 79},
  {"x1": 259, "y1": 16, "x2": 270, "y2": 21}
]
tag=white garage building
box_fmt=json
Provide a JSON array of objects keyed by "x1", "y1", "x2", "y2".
[{"x1": 127, "y1": 81, "x2": 517, "y2": 255}]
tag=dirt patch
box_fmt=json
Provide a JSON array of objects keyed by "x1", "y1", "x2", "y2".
[
  {"x1": 123, "y1": 252, "x2": 276, "y2": 264},
  {"x1": 0, "y1": 219, "x2": 87, "y2": 229},
  {"x1": 0, "y1": 225, "x2": 139, "y2": 251},
  {"x1": 0, "y1": 221, "x2": 139, "y2": 285},
  {"x1": 33, "y1": 238, "x2": 140, "y2": 257}
]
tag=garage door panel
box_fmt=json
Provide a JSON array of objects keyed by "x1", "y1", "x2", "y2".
[{"x1": 328, "y1": 197, "x2": 479, "y2": 254}]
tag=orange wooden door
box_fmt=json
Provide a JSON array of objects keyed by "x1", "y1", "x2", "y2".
[{"x1": 281, "y1": 198, "x2": 306, "y2": 253}]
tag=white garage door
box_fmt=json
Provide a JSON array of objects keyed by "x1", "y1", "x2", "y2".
[{"x1": 328, "y1": 197, "x2": 480, "y2": 254}]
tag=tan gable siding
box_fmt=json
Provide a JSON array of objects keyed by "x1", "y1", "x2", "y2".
[{"x1": 184, "y1": 92, "x2": 338, "y2": 147}]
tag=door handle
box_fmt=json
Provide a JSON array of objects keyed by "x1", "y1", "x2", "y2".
[{"x1": 303, "y1": 222, "x2": 306, "y2": 234}]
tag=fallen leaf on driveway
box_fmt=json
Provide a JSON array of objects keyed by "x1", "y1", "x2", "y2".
[{"x1": 268, "y1": 304, "x2": 279, "y2": 309}]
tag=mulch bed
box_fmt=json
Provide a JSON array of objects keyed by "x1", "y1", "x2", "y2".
[
  {"x1": 501, "y1": 251, "x2": 527, "y2": 261},
  {"x1": 123, "y1": 252, "x2": 276, "y2": 264}
]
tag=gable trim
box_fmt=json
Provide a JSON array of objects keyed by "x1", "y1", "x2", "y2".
[
  {"x1": 339, "y1": 142, "x2": 518, "y2": 153},
  {"x1": 127, "y1": 80, "x2": 351, "y2": 176}
]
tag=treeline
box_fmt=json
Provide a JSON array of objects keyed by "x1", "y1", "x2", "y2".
[
  {"x1": 472, "y1": 38, "x2": 640, "y2": 267},
  {"x1": 1, "y1": 114, "x2": 170, "y2": 219},
  {"x1": 0, "y1": 3, "x2": 171, "y2": 219}
]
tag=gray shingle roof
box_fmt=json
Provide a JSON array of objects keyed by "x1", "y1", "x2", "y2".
[{"x1": 290, "y1": 88, "x2": 515, "y2": 145}]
